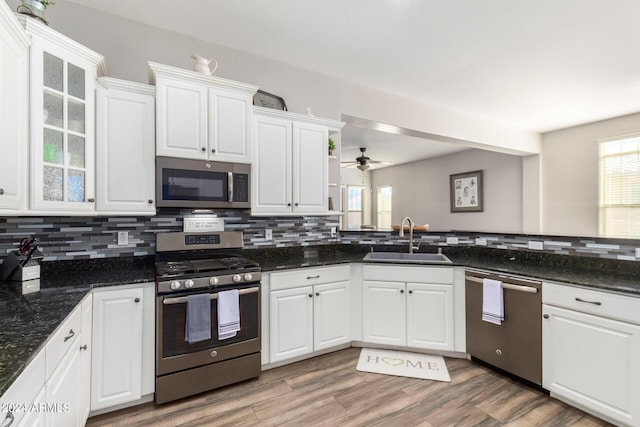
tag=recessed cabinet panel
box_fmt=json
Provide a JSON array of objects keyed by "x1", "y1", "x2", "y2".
[
  {"x1": 269, "y1": 286, "x2": 314, "y2": 362},
  {"x1": 362, "y1": 281, "x2": 406, "y2": 346},
  {"x1": 292, "y1": 122, "x2": 328, "y2": 214},
  {"x1": 96, "y1": 80, "x2": 156, "y2": 213},
  {"x1": 156, "y1": 77, "x2": 207, "y2": 157},
  {"x1": 252, "y1": 116, "x2": 292, "y2": 213},
  {"x1": 209, "y1": 88, "x2": 252, "y2": 163},
  {"x1": 91, "y1": 287, "x2": 144, "y2": 411}
]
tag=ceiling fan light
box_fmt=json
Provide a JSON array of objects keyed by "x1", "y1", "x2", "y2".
[{"x1": 357, "y1": 163, "x2": 370, "y2": 171}]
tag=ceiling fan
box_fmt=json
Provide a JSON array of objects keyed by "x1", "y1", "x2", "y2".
[{"x1": 341, "y1": 147, "x2": 391, "y2": 171}]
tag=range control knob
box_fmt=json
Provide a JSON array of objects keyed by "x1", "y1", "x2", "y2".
[
  {"x1": 209, "y1": 277, "x2": 219, "y2": 286},
  {"x1": 184, "y1": 279, "x2": 195, "y2": 288},
  {"x1": 170, "y1": 280, "x2": 181, "y2": 290},
  {"x1": 243, "y1": 273, "x2": 253, "y2": 282},
  {"x1": 232, "y1": 274, "x2": 242, "y2": 283}
]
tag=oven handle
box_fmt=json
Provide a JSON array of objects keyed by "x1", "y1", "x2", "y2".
[
  {"x1": 466, "y1": 275, "x2": 538, "y2": 294},
  {"x1": 228, "y1": 172, "x2": 233, "y2": 202},
  {"x1": 162, "y1": 286, "x2": 259, "y2": 305}
]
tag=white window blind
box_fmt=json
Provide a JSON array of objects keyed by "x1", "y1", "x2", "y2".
[
  {"x1": 599, "y1": 135, "x2": 640, "y2": 238},
  {"x1": 376, "y1": 185, "x2": 392, "y2": 230}
]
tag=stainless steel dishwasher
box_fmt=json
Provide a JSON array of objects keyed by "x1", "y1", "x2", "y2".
[{"x1": 465, "y1": 269, "x2": 542, "y2": 386}]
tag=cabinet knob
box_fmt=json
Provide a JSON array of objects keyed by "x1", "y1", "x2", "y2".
[
  {"x1": 0, "y1": 188, "x2": 4, "y2": 195},
  {"x1": 400, "y1": 289, "x2": 404, "y2": 294},
  {"x1": 308, "y1": 293, "x2": 313, "y2": 298},
  {"x1": 211, "y1": 148, "x2": 216, "y2": 153},
  {"x1": 201, "y1": 147, "x2": 206, "y2": 152},
  {"x1": 408, "y1": 290, "x2": 413, "y2": 294},
  {"x1": 80, "y1": 344, "x2": 87, "y2": 351},
  {"x1": 287, "y1": 203, "x2": 292, "y2": 207},
  {"x1": 148, "y1": 199, "x2": 153, "y2": 204},
  {"x1": 87, "y1": 198, "x2": 95, "y2": 203},
  {"x1": 315, "y1": 292, "x2": 320, "y2": 296},
  {"x1": 543, "y1": 314, "x2": 549, "y2": 319},
  {"x1": 294, "y1": 203, "x2": 299, "y2": 206},
  {"x1": 134, "y1": 298, "x2": 140, "y2": 303}
]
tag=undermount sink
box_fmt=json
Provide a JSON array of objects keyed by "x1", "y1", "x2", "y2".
[{"x1": 362, "y1": 252, "x2": 452, "y2": 264}]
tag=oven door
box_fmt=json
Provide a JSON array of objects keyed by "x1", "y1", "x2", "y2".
[{"x1": 156, "y1": 283, "x2": 261, "y2": 376}]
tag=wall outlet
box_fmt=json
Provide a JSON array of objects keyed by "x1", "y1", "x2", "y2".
[
  {"x1": 446, "y1": 237, "x2": 458, "y2": 245},
  {"x1": 528, "y1": 241, "x2": 544, "y2": 250},
  {"x1": 330, "y1": 226, "x2": 336, "y2": 238},
  {"x1": 117, "y1": 231, "x2": 129, "y2": 246},
  {"x1": 475, "y1": 238, "x2": 487, "y2": 246},
  {"x1": 265, "y1": 229, "x2": 272, "y2": 240},
  {"x1": 636, "y1": 248, "x2": 640, "y2": 258}
]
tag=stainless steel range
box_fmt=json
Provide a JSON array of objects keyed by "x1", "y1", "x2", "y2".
[{"x1": 154, "y1": 231, "x2": 261, "y2": 404}]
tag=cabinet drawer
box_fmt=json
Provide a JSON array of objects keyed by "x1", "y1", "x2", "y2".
[
  {"x1": 543, "y1": 282, "x2": 640, "y2": 325},
  {"x1": 0, "y1": 350, "x2": 45, "y2": 426},
  {"x1": 46, "y1": 304, "x2": 82, "y2": 378},
  {"x1": 270, "y1": 265, "x2": 350, "y2": 291},
  {"x1": 363, "y1": 264, "x2": 453, "y2": 284}
]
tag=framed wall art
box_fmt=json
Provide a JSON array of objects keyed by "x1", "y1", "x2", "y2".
[{"x1": 450, "y1": 170, "x2": 483, "y2": 212}]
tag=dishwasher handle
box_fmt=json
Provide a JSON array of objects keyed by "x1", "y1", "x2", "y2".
[{"x1": 466, "y1": 275, "x2": 539, "y2": 294}]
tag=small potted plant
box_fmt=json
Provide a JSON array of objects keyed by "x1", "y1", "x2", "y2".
[
  {"x1": 328, "y1": 138, "x2": 337, "y2": 156},
  {"x1": 17, "y1": 0, "x2": 54, "y2": 24}
]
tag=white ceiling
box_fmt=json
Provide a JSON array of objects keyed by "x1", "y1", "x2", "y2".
[
  {"x1": 340, "y1": 123, "x2": 470, "y2": 170},
  {"x1": 66, "y1": 0, "x2": 640, "y2": 164},
  {"x1": 66, "y1": 0, "x2": 640, "y2": 134}
]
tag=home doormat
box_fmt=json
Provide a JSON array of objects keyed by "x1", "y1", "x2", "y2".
[{"x1": 356, "y1": 348, "x2": 451, "y2": 382}]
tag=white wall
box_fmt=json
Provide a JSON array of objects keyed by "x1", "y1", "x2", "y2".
[
  {"x1": 6, "y1": 0, "x2": 541, "y2": 156},
  {"x1": 541, "y1": 111, "x2": 640, "y2": 236},
  {"x1": 370, "y1": 149, "x2": 523, "y2": 232}
]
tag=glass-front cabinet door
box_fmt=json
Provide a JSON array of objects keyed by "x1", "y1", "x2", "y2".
[{"x1": 21, "y1": 17, "x2": 104, "y2": 212}]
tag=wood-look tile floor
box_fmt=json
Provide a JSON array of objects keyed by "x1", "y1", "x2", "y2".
[{"x1": 87, "y1": 348, "x2": 612, "y2": 427}]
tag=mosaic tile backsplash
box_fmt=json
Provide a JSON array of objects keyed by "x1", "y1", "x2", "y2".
[{"x1": 1, "y1": 210, "x2": 639, "y2": 262}]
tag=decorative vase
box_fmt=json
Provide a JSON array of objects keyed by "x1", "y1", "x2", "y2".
[{"x1": 17, "y1": 0, "x2": 47, "y2": 24}]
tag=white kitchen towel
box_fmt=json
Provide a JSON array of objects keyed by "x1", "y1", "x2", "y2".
[
  {"x1": 185, "y1": 293, "x2": 212, "y2": 344},
  {"x1": 482, "y1": 278, "x2": 504, "y2": 325},
  {"x1": 218, "y1": 289, "x2": 240, "y2": 340}
]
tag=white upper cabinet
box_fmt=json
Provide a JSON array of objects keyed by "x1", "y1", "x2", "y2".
[
  {"x1": 96, "y1": 77, "x2": 156, "y2": 214},
  {"x1": 252, "y1": 106, "x2": 344, "y2": 216},
  {"x1": 0, "y1": 5, "x2": 30, "y2": 212},
  {"x1": 149, "y1": 62, "x2": 258, "y2": 163},
  {"x1": 17, "y1": 15, "x2": 107, "y2": 213}
]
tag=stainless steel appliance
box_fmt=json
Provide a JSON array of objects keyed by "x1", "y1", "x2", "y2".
[
  {"x1": 155, "y1": 231, "x2": 261, "y2": 404},
  {"x1": 156, "y1": 156, "x2": 250, "y2": 209},
  {"x1": 465, "y1": 269, "x2": 542, "y2": 386}
]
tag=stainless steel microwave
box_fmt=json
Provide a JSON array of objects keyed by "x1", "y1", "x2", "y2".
[{"x1": 156, "y1": 157, "x2": 250, "y2": 209}]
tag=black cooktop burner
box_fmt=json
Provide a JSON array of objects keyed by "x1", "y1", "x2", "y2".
[{"x1": 156, "y1": 256, "x2": 259, "y2": 279}]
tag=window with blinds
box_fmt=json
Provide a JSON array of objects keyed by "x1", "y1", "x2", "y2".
[
  {"x1": 376, "y1": 185, "x2": 392, "y2": 230},
  {"x1": 599, "y1": 136, "x2": 640, "y2": 238}
]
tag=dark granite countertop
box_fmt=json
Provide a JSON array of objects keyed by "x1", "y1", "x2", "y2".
[
  {"x1": 2, "y1": 245, "x2": 639, "y2": 399},
  {"x1": 246, "y1": 244, "x2": 640, "y2": 295},
  {"x1": 0, "y1": 256, "x2": 154, "y2": 397}
]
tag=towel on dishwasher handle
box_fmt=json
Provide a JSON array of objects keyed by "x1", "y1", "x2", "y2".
[
  {"x1": 185, "y1": 293, "x2": 212, "y2": 343},
  {"x1": 218, "y1": 289, "x2": 240, "y2": 340},
  {"x1": 482, "y1": 278, "x2": 504, "y2": 325}
]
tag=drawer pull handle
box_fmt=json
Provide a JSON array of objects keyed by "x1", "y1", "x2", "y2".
[
  {"x1": 575, "y1": 297, "x2": 602, "y2": 306},
  {"x1": 307, "y1": 275, "x2": 320, "y2": 279},
  {"x1": 64, "y1": 329, "x2": 75, "y2": 342},
  {"x1": 80, "y1": 344, "x2": 87, "y2": 351},
  {"x1": 2, "y1": 411, "x2": 14, "y2": 427}
]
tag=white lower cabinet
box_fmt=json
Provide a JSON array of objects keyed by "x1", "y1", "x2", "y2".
[
  {"x1": 543, "y1": 283, "x2": 640, "y2": 426},
  {"x1": 362, "y1": 265, "x2": 455, "y2": 351},
  {"x1": 45, "y1": 296, "x2": 91, "y2": 427},
  {"x1": 269, "y1": 266, "x2": 351, "y2": 363},
  {"x1": 46, "y1": 337, "x2": 82, "y2": 427},
  {"x1": 17, "y1": 387, "x2": 46, "y2": 427},
  {"x1": 91, "y1": 285, "x2": 148, "y2": 411}
]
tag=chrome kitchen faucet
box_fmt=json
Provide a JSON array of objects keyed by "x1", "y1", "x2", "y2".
[{"x1": 399, "y1": 216, "x2": 419, "y2": 254}]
